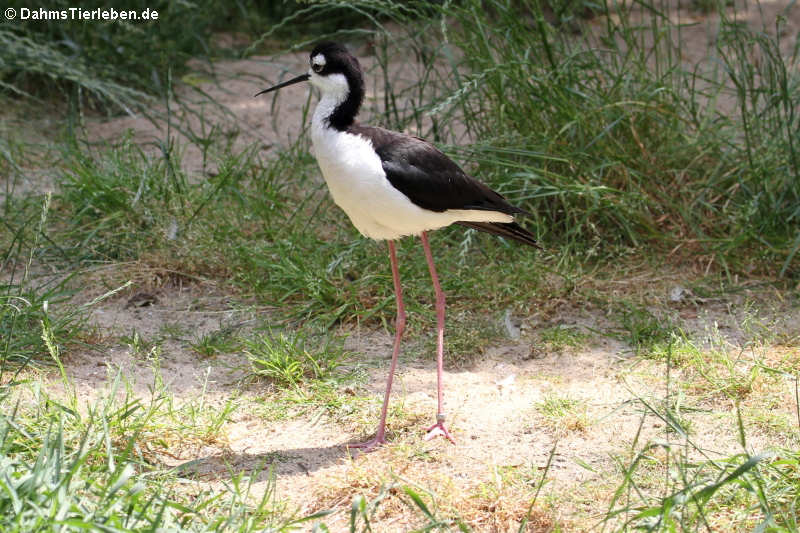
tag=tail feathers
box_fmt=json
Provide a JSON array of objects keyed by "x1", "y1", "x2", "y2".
[{"x1": 457, "y1": 221, "x2": 541, "y2": 249}]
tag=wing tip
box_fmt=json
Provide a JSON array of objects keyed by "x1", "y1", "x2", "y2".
[{"x1": 457, "y1": 221, "x2": 542, "y2": 249}]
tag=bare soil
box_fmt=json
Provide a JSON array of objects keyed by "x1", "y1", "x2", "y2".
[{"x1": 41, "y1": 271, "x2": 799, "y2": 531}]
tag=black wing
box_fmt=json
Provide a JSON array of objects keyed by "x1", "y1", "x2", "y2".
[
  {"x1": 456, "y1": 221, "x2": 541, "y2": 248},
  {"x1": 348, "y1": 124, "x2": 540, "y2": 248},
  {"x1": 349, "y1": 125, "x2": 527, "y2": 215}
]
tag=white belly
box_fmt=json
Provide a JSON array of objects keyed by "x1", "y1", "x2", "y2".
[{"x1": 310, "y1": 118, "x2": 511, "y2": 241}]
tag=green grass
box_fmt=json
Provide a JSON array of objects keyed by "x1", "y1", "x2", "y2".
[
  {"x1": 602, "y1": 401, "x2": 800, "y2": 532},
  {"x1": 536, "y1": 392, "x2": 590, "y2": 433},
  {"x1": 595, "y1": 329, "x2": 800, "y2": 531},
  {"x1": 0, "y1": 378, "x2": 328, "y2": 532},
  {"x1": 538, "y1": 325, "x2": 590, "y2": 351},
  {"x1": 614, "y1": 303, "x2": 680, "y2": 355},
  {"x1": 190, "y1": 325, "x2": 243, "y2": 358},
  {"x1": 244, "y1": 328, "x2": 348, "y2": 388},
  {"x1": 1, "y1": 0, "x2": 375, "y2": 112},
  {"x1": 1, "y1": 195, "x2": 89, "y2": 372}
]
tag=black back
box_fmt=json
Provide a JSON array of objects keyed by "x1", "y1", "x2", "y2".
[{"x1": 349, "y1": 124, "x2": 527, "y2": 216}]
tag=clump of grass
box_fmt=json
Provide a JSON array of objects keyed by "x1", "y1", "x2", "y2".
[
  {"x1": 190, "y1": 325, "x2": 242, "y2": 358},
  {"x1": 614, "y1": 303, "x2": 679, "y2": 355},
  {"x1": 48, "y1": 136, "x2": 301, "y2": 275},
  {"x1": 536, "y1": 392, "x2": 590, "y2": 434},
  {"x1": 0, "y1": 24, "x2": 147, "y2": 113},
  {"x1": 713, "y1": 14, "x2": 800, "y2": 274},
  {"x1": 2, "y1": 0, "x2": 381, "y2": 114},
  {"x1": 119, "y1": 328, "x2": 158, "y2": 358},
  {"x1": 244, "y1": 329, "x2": 348, "y2": 388},
  {"x1": 650, "y1": 328, "x2": 769, "y2": 403},
  {"x1": 538, "y1": 325, "x2": 590, "y2": 352},
  {"x1": 0, "y1": 381, "x2": 328, "y2": 532},
  {"x1": 1, "y1": 195, "x2": 87, "y2": 372},
  {"x1": 2, "y1": 1, "x2": 249, "y2": 107},
  {"x1": 55, "y1": 139, "x2": 187, "y2": 262},
  {"x1": 0, "y1": 280, "x2": 85, "y2": 371},
  {"x1": 605, "y1": 399, "x2": 800, "y2": 531}
]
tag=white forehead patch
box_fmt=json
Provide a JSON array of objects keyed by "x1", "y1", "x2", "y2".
[{"x1": 311, "y1": 54, "x2": 326, "y2": 68}]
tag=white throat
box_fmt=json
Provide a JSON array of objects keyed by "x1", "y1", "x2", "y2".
[
  {"x1": 310, "y1": 72, "x2": 349, "y2": 129},
  {"x1": 312, "y1": 91, "x2": 345, "y2": 130}
]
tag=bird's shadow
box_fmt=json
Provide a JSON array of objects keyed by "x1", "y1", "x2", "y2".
[{"x1": 169, "y1": 442, "x2": 361, "y2": 481}]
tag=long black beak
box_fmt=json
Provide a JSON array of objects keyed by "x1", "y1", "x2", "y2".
[{"x1": 254, "y1": 73, "x2": 310, "y2": 97}]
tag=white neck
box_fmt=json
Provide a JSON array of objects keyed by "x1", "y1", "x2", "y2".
[
  {"x1": 312, "y1": 92, "x2": 343, "y2": 131},
  {"x1": 309, "y1": 72, "x2": 350, "y2": 130}
]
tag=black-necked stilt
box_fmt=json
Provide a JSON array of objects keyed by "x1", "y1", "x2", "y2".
[{"x1": 257, "y1": 42, "x2": 539, "y2": 451}]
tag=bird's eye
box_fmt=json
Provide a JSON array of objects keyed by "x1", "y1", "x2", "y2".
[{"x1": 312, "y1": 63, "x2": 323, "y2": 73}]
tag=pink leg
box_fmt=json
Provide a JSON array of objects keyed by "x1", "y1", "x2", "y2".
[
  {"x1": 420, "y1": 232, "x2": 456, "y2": 444},
  {"x1": 347, "y1": 240, "x2": 406, "y2": 452}
]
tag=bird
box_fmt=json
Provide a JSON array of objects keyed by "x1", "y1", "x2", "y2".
[{"x1": 256, "y1": 41, "x2": 539, "y2": 452}]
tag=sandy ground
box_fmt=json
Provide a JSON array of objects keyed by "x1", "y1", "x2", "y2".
[
  {"x1": 10, "y1": 1, "x2": 800, "y2": 530},
  {"x1": 42, "y1": 274, "x2": 798, "y2": 531}
]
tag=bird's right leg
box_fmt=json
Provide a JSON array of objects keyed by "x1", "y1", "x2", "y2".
[
  {"x1": 347, "y1": 240, "x2": 406, "y2": 452},
  {"x1": 420, "y1": 231, "x2": 455, "y2": 444}
]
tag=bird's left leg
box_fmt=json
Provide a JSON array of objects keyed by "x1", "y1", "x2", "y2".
[
  {"x1": 347, "y1": 240, "x2": 405, "y2": 452},
  {"x1": 420, "y1": 231, "x2": 456, "y2": 444}
]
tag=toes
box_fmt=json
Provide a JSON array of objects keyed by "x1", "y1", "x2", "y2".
[
  {"x1": 424, "y1": 426, "x2": 447, "y2": 441},
  {"x1": 424, "y1": 423, "x2": 456, "y2": 443}
]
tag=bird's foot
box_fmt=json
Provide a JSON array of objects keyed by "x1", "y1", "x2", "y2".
[
  {"x1": 424, "y1": 415, "x2": 456, "y2": 444},
  {"x1": 346, "y1": 435, "x2": 386, "y2": 454}
]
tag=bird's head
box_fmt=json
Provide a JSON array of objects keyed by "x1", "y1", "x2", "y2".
[{"x1": 255, "y1": 41, "x2": 364, "y2": 105}]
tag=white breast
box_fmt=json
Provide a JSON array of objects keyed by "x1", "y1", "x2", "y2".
[{"x1": 310, "y1": 95, "x2": 512, "y2": 241}]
